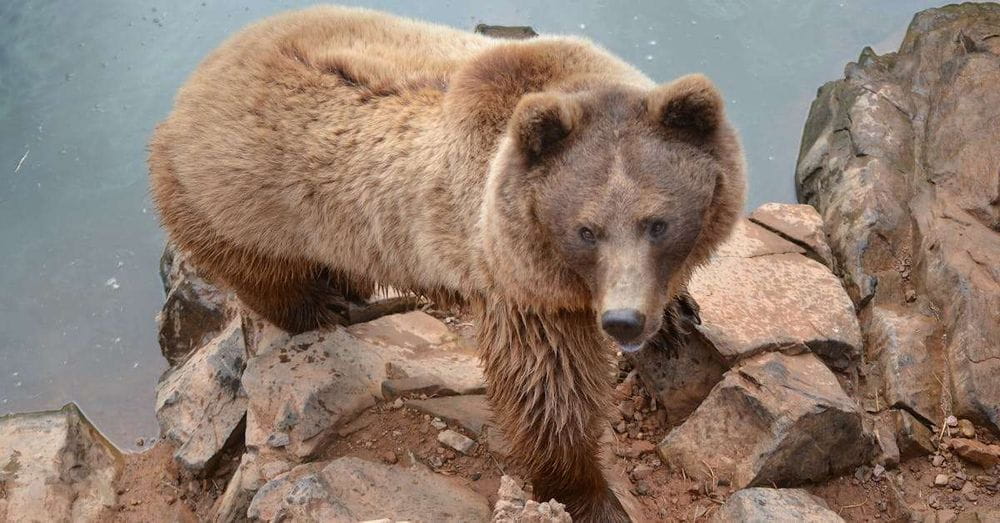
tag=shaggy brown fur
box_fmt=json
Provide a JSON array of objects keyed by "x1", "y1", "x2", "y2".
[{"x1": 150, "y1": 6, "x2": 745, "y2": 521}]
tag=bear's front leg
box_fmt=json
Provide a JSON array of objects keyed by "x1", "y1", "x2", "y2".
[{"x1": 477, "y1": 299, "x2": 631, "y2": 522}]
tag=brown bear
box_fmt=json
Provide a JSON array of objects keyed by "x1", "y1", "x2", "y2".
[{"x1": 149, "y1": 6, "x2": 745, "y2": 521}]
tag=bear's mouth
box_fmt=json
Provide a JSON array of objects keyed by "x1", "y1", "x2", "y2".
[{"x1": 618, "y1": 342, "x2": 645, "y2": 353}]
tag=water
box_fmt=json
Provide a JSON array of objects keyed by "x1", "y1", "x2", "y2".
[{"x1": 0, "y1": 0, "x2": 954, "y2": 449}]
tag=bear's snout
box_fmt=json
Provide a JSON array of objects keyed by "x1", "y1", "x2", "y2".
[{"x1": 600, "y1": 308, "x2": 646, "y2": 348}]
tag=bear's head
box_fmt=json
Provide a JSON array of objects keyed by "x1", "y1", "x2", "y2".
[{"x1": 484, "y1": 74, "x2": 745, "y2": 352}]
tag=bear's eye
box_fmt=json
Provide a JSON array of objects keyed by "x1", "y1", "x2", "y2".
[
  {"x1": 648, "y1": 220, "x2": 668, "y2": 240},
  {"x1": 579, "y1": 227, "x2": 597, "y2": 245}
]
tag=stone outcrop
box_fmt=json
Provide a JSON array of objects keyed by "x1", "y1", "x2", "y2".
[
  {"x1": 658, "y1": 352, "x2": 874, "y2": 489},
  {"x1": 796, "y1": 3, "x2": 1000, "y2": 433},
  {"x1": 0, "y1": 404, "x2": 123, "y2": 523}
]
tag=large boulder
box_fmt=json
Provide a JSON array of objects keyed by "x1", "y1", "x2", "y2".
[
  {"x1": 246, "y1": 457, "x2": 490, "y2": 522},
  {"x1": 688, "y1": 219, "x2": 862, "y2": 370},
  {"x1": 796, "y1": 3, "x2": 1000, "y2": 432},
  {"x1": 0, "y1": 404, "x2": 123, "y2": 523},
  {"x1": 155, "y1": 316, "x2": 248, "y2": 474},
  {"x1": 749, "y1": 202, "x2": 835, "y2": 268},
  {"x1": 242, "y1": 311, "x2": 484, "y2": 458},
  {"x1": 658, "y1": 352, "x2": 874, "y2": 489},
  {"x1": 710, "y1": 488, "x2": 844, "y2": 523}
]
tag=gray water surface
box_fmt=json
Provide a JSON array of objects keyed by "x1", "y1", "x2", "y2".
[{"x1": 0, "y1": 0, "x2": 956, "y2": 449}]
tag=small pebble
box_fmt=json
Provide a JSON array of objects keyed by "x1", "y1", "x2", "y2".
[
  {"x1": 381, "y1": 450, "x2": 398, "y2": 464},
  {"x1": 945, "y1": 415, "x2": 958, "y2": 428},
  {"x1": 934, "y1": 473, "x2": 950, "y2": 487},
  {"x1": 438, "y1": 429, "x2": 476, "y2": 455},
  {"x1": 932, "y1": 454, "x2": 945, "y2": 467},
  {"x1": 957, "y1": 419, "x2": 975, "y2": 438}
]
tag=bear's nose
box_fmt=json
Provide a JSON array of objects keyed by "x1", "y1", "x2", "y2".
[{"x1": 601, "y1": 309, "x2": 646, "y2": 345}]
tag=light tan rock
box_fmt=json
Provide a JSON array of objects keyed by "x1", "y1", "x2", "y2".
[
  {"x1": 156, "y1": 317, "x2": 247, "y2": 473},
  {"x1": 749, "y1": 202, "x2": 835, "y2": 268},
  {"x1": 242, "y1": 311, "x2": 484, "y2": 459},
  {"x1": 690, "y1": 225, "x2": 862, "y2": 369},
  {"x1": 710, "y1": 488, "x2": 844, "y2": 523},
  {"x1": 0, "y1": 404, "x2": 123, "y2": 523}
]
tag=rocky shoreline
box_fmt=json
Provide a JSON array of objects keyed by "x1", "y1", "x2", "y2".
[{"x1": 2, "y1": 4, "x2": 999, "y2": 522}]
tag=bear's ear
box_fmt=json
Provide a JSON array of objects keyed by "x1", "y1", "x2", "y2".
[
  {"x1": 647, "y1": 74, "x2": 724, "y2": 138},
  {"x1": 509, "y1": 92, "x2": 581, "y2": 162}
]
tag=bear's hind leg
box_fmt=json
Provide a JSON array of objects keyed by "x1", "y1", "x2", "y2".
[
  {"x1": 185, "y1": 237, "x2": 371, "y2": 333},
  {"x1": 231, "y1": 261, "x2": 373, "y2": 333},
  {"x1": 477, "y1": 300, "x2": 631, "y2": 522}
]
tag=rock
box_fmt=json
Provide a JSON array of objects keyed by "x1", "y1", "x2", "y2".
[
  {"x1": 406, "y1": 395, "x2": 492, "y2": 436},
  {"x1": 796, "y1": 3, "x2": 1000, "y2": 433},
  {"x1": 867, "y1": 307, "x2": 942, "y2": 424},
  {"x1": 949, "y1": 438, "x2": 1000, "y2": 468},
  {"x1": 473, "y1": 24, "x2": 538, "y2": 40},
  {"x1": 438, "y1": 429, "x2": 477, "y2": 455},
  {"x1": 749, "y1": 203, "x2": 835, "y2": 268},
  {"x1": 934, "y1": 474, "x2": 950, "y2": 487},
  {"x1": 242, "y1": 312, "x2": 484, "y2": 458},
  {"x1": 247, "y1": 457, "x2": 490, "y2": 522},
  {"x1": 156, "y1": 317, "x2": 247, "y2": 473},
  {"x1": 0, "y1": 403, "x2": 123, "y2": 523},
  {"x1": 688, "y1": 220, "x2": 862, "y2": 369},
  {"x1": 157, "y1": 245, "x2": 238, "y2": 367},
  {"x1": 893, "y1": 409, "x2": 936, "y2": 459},
  {"x1": 957, "y1": 419, "x2": 975, "y2": 438},
  {"x1": 872, "y1": 413, "x2": 901, "y2": 468},
  {"x1": 492, "y1": 475, "x2": 571, "y2": 523},
  {"x1": 658, "y1": 352, "x2": 873, "y2": 489},
  {"x1": 945, "y1": 416, "x2": 958, "y2": 428},
  {"x1": 214, "y1": 453, "x2": 266, "y2": 523},
  {"x1": 346, "y1": 311, "x2": 486, "y2": 394},
  {"x1": 709, "y1": 488, "x2": 844, "y2": 523},
  {"x1": 242, "y1": 325, "x2": 379, "y2": 459},
  {"x1": 932, "y1": 455, "x2": 945, "y2": 467}
]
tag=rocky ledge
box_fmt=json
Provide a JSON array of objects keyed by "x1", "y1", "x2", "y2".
[{"x1": 2, "y1": 6, "x2": 998, "y2": 523}]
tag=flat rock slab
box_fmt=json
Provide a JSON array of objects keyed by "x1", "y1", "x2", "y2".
[
  {"x1": 406, "y1": 395, "x2": 492, "y2": 436},
  {"x1": 0, "y1": 403, "x2": 123, "y2": 523},
  {"x1": 949, "y1": 438, "x2": 1000, "y2": 468},
  {"x1": 710, "y1": 488, "x2": 844, "y2": 523},
  {"x1": 687, "y1": 218, "x2": 860, "y2": 369},
  {"x1": 156, "y1": 316, "x2": 247, "y2": 473},
  {"x1": 243, "y1": 312, "x2": 484, "y2": 458},
  {"x1": 749, "y1": 203, "x2": 835, "y2": 268},
  {"x1": 690, "y1": 248, "x2": 861, "y2": 369},
  {"x1": 658, "y1": 352, "x2": 873, "y2": 489},
  {"x1": 247, "y1": 457, "x2": 490, "y2": 522}
]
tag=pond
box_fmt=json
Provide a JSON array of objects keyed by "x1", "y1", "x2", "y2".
[{"x1": 0, "y1": 0, "x2": 952, "y2": 449}]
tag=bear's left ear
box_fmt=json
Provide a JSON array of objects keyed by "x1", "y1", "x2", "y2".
[
  {"x1": 647, "y1": 74, "x2": 724, "y2": 138},
  {"x1": 509, "y1": 92, "x2": 581, "y2": 163}
]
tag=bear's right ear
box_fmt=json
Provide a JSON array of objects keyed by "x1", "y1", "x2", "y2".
[
  {"x1": 647, "y1": 74, "x2": 724, "y2": 139},
  {"x1": 509, "y1": 92, "x2": 580, "y2": 163}
]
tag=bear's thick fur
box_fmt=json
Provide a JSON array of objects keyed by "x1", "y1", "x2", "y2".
[{"x1": 150, "y1": 6, "x2": 744, "y2": 521}]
